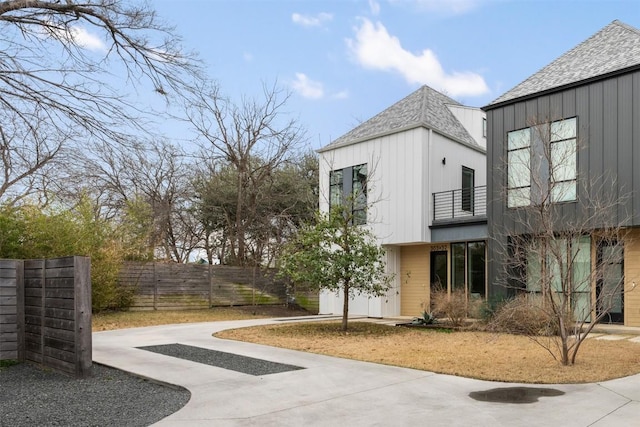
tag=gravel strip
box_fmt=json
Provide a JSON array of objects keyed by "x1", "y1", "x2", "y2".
[
  {"x1": 138, "y1": 343, "x2": 304, "y2": 376},
  {"x1": 0, "y1": 363, "x2": 190, "y2": 427}
]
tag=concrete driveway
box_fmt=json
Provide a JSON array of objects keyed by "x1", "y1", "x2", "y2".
[{"x1": 92, "y1": 317, "x2": 640, "y2": 426}]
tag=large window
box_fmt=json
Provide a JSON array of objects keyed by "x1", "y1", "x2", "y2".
[
  {"x1": 525, "y1": 236, "x2": 591, "y2": 321},
  {"x1": 352, "y1": 164, "x2": 367, "y2": 225},
  {"x1": 507, "y1": 117, "x2": 577, "y2": 208},
  {"x1": 549, "y1": 118, "x2": 577, "y2": 202},
  {"x1": 450, "y1": 241, "x2": 486, "y2": 299},
  {"x1": 329, "y1": 163, "x2": 367, "y2": 225},
  {"x1": 507, "y1": 128, "x2": 531, "y2": 208}
]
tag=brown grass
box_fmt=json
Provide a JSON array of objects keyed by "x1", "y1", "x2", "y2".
[
  {"x1": 215, "y1": 321, "x2": 640, "y2": 384},
  {"x1": 92, "y1": 306, "x2": 309, "y2": 331}
]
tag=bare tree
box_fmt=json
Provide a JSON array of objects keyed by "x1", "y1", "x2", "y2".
[
  {"x1": 73, "y1": 139, "x2": 201, "y2": 262},
  {"x1": 0, "y1": 0, "x2": 200, "y2": 204},
  {"x1": 186, "y1": 81, "x2": 307, "y2": 265},
  {"x1": 492, "y1": 116, "x2": 632, "y2": 365}
]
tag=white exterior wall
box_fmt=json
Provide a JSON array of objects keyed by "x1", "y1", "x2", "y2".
[
  {"x1": 318, "y1": 126, "x2": 486, "y2": 317},
  {"x1": 447, "y1": 105, "x2": 487, "y2": 149},
  {"x1": 429, "y1": 133, "x2": 486, "y2": 196},
  {"x1": 319, "y1": 127, "x2": 430, "y2": 245}
]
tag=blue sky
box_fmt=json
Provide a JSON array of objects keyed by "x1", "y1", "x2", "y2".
[{"x1": 150, "y1": 0, "x2": 640, "y2": 150}]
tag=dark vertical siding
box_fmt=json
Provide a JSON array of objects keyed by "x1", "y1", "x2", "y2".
[
  {"x1": 576, "y1": 86, "x2": 590, "y2": 224},
  {"x1": 603, "y1": 79, "x2": 619, "y2": 223},
  {"x1": 486, "y1": 69, "x2": 640, "y2": 299},
  {"x1": 589, "y1": 82, "x2": 604, "y2": 210},
  {"x1": 618, "y1": 74, "x2": 633, "y2": 225},
  {"x1": 634, "y1": 73, "x2": 640, "y2": 223}
]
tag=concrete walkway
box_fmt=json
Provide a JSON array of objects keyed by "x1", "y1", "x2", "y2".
[{"x1": 93, "y1": 317, "x2": 640, "y2": 426}]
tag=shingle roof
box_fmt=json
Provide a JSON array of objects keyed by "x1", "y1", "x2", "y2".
[
  {"x1": 487, "y1": 20, "x2": 640, "y2": 107},
  {"x1": 319, "y1": 85, "x2": 479, "y2": 152}
]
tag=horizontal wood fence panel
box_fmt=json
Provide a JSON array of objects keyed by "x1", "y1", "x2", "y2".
[
  {"x1": 0, "y1": 260, "x2": 22, "y2": 361},
  {"x1": 2, "y1": 256, "x2": 91, "y2": 378},
  {"x1": 119, "y1": 263, "x2": 318, "y2": 312}
]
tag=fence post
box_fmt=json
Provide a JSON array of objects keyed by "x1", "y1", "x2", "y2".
[
  {"x1": 208, "y1": 264, "x2": 213, "y2": 308},
  {"x1": 39, "y1": 260, "x2": 45, "y2": 363},
  {"x1": 16, "y1": 260, "x2": 25, "y2": 362},
  {"x1": 153, "y1": 261, "x2": 158, "y2": 310},
  {"x1": 74, "y1": 256, "x2": 92, "y2": 378}
]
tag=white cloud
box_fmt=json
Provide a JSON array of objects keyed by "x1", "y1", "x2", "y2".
[
  {"x1": 390, "y1": 0, "x2": 481, "y2": 15},
  {"x1": 346, "y1": 18, "x2": 488, "y2": 97},
  {"x1": 292, "y1": 73, "x2": 324, "y2": 99},
  {"x1": 332, "y1": 90, "x2": 349, "y2": 99},
  {"x1": 369, "y1": 0, "x2": 381, "y2": 15},
  {"x1": 291, "y1": 12, "x2": 333, "y2": 28},
  {"x1": 68, "y1": 26, "x2": 106, "y2": 51}
]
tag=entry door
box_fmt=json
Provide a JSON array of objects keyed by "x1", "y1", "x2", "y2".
[
  {"x1": 430, "y1": 251, "x2": 448, "y2": 292},
  {"x1": 596, "y1": 242, "x2": 624, "y2": 324}
]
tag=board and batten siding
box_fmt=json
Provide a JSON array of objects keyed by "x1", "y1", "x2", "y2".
[
  {"x1": 400, "y1": 245, "x2": 430, "y2": 316},
  {"x1": 486, "y1": 69, "x2": 640, "y2": 304},
  {"x1": 320, "y1": 127, "x2": 429, "y2": 245},
  {"x1": 428, "y1": 132, "x2": 487, "y2": 224}
]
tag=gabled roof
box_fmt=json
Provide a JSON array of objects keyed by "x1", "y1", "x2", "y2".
[
  {"x1": 486, "y1": 20, "x2": 640, "y2": 108},
  {"x1": 319, "y1": 85, "x2": 479, "y2": 152}
]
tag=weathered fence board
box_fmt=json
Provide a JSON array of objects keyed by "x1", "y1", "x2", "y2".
[
  {"x1": 0, "y1": 260, "x2": 23, "y2": 361},
  {"x1": 119, "y1": 263, "x2": 318, "y2": 313},
  {"x1": 2, "y1": 256, "x2": 92, "y2": 378}
]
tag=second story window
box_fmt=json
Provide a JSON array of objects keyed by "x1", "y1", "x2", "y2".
[
  {"x1": 462, "y1": 166, "x2": 475, "y2": 212},
  {"x1": 507, "y1": 128, "x2": 531, "y2": 208},
  {"x1": 329, "y1": 169, "x2": 343, "y2": 210},
  {"x1": 329, "y1": 163, "x2": 367, "y2": 225},
  {"x1": 507, "y1": 117, "x2": 577, "y2": 208},
  {"x1": 549, "y1": 118, "x2": 577, "y2": 202}
]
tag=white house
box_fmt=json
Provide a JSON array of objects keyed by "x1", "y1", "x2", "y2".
[{"x1": 318, "y1": 85, "x2": 488, "y2": 317}]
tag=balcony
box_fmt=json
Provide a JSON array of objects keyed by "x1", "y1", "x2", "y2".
[{"x1": 432, "y1": 185, "x2": 487, "y2": 225}]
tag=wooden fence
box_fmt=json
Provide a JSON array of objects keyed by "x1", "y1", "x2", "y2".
[
  {"x1": 119, "y1": 263, "x2": 318, "y2": 313},
  {"x1": 0, "y1": 256, "x2": 92, "y2": 378},
  {"x1": 0, "y1": 260, "x2": 23, "y2": 361}
]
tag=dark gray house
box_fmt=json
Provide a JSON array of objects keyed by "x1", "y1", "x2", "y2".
[{"x1": 483, "y1": 20, "x2": 640, "y2": 326}]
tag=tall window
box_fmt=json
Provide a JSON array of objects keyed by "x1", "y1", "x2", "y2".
[
  {"x1": 329, "y1": 169, "x2": 343, "y2": 210},
  {"x1": 450, "y1": 241, "x2": 486, "y2": 299},
  {"x1": 352, "y1": 164, "x2": 367, "y2": 225},
  {"x1": 329, "y1": 163, "x2": 367, "y2": 225},
  {"x1": 549, "y1": 118, "x2": 577, "y2": 202},
  {"x1": 507, "y1": 117, "x2": 577, "y2": 208},
  {"x1": 462, "y1": 166, "x2": 475, "y2": 212},
  {"x1": 526, "y1": 236, "x2": 591, "y2": 320},
  {"x1": 507, "y1": 128, "x2": 531, "y2": 208}
]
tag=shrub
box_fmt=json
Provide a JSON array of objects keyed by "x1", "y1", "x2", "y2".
[
  {"x1": 488, "y1": 294, "x2": 573, "y2": 336},
  {"x1": 431, "y1": 288, "x2": 467, "y2": 327}
]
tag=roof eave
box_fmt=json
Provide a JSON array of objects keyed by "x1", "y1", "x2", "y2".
[
  {"x1": 482, "y1": 63, "x2": 640, "y2": 112},
  {"x1": 317, "y1": 122, "x2": 486, "y2": 154}
]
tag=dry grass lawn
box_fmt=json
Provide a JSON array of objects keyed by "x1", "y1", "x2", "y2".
[
  {"x1": 215, "y1": 321, "x2": 640, "y2": 384},
  {"x1": 92, "y1": 306, "x2": 308, "y2": 331}
]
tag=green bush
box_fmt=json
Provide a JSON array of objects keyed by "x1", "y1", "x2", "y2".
[{"x1": 0, "y1": 199, "x2": 139, "y2": 312}]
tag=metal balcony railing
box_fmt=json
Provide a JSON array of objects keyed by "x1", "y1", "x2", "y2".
[{"x1": 433, "y1": 185, "x2": 486, "y2": 222}]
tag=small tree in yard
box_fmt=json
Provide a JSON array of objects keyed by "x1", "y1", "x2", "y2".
[
  {"x1": 279, "y1": 203, "x2": 393, "y2": 331},
  {"x1": 492, "y1": 116, "x2": 632, "y2": 366}
]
